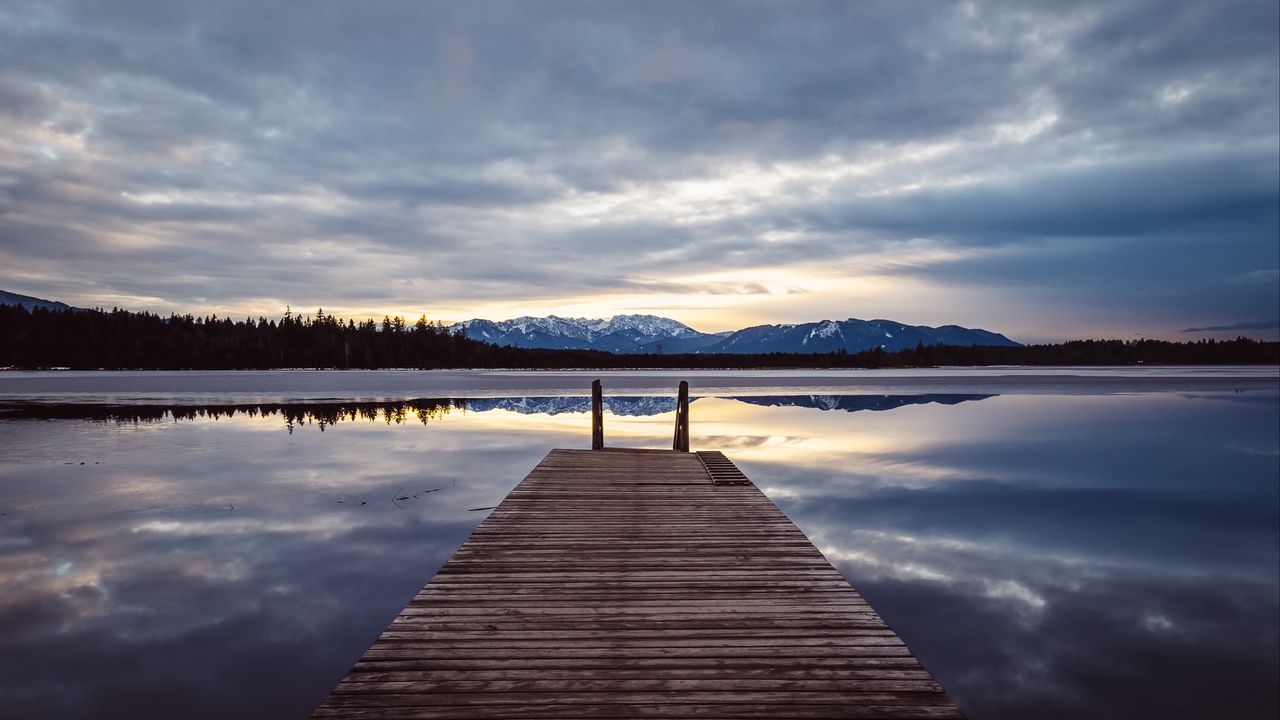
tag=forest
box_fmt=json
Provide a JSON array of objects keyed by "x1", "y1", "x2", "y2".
[{"x1": 2, "y1": 304, "x2": 1276, "y2": 370}]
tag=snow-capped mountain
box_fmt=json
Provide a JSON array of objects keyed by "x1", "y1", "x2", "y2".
[
  {"x1": 450, "y1": 314, "x2": 1021, "y2": 354},
  {"x1": 711, "y1": 318, "x2": 1020, "y2": 354},
  {"x1": 448, "y1": 314, "x2": 729, "y2": 353}
]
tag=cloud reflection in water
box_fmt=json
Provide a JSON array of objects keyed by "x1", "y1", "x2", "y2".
[
  {"x1": 0, "y1": 390, "x2": 1275, "y2": 719},
  {"x1": 731, "y1": 392, "x2": 1279, "y2": 719}
]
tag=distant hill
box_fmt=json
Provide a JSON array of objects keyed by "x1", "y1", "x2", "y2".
[
  {"x1": 0, "y1": 289, "x2": 75, "y2": 312},
  {"x1": 450, "y1": 314, "x2": 1020, "y2": 354}
]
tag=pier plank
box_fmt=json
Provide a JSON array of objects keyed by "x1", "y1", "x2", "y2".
[{"x1": 313, "y1": 448, "x2": 962, "y2": 719}]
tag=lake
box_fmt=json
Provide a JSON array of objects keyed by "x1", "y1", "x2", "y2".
[{"x1": 0, "y1": 369, "x2": 1277, "y2": 718}]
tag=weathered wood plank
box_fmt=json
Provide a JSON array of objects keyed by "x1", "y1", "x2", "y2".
[
  {"x1": 343, "y1": 669, "x2": 936, "y2": 682},
  {"x1": 350, "y1": 657, "x2": 929, "y2": 672},
  {"x1": 312, "y1": 448, "x2": 963, "y2": 719},
  {"x1": 313, "y1": 704, "x2": 966, "y2": 719},
  {"x1": 328, "y1": 679, "x2": 947, "y2": 694}
]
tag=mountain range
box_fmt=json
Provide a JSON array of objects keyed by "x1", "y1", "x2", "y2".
[
  {"x1": 449, "y1": 314, "x2": 1019, "y2": 354},
  {"x1": 451, "y1": 315, "x2": 730, "y2": 354},
  {"x1": 0, "y1": 288, "x2": 1020, "y2": 354}
]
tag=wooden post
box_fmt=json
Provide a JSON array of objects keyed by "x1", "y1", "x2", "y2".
[
  {"x1": 591, "y1": 379, "x2": 604, "y2": 450},
  {"x1": 672, "y1": 380, "x2": 689, "y2": 452}
]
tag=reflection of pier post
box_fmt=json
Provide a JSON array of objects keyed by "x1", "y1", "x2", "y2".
[
  {"x1": 672, "y1": 380, "x2": 689, "y2": 452},
  {"x1": 591, "y1": 379, "x2": 603, "y2": 450}
]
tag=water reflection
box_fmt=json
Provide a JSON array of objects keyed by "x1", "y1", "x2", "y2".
[
  {"x1": 0, "y1": 390, "x2": 1276, "y2": 719},
  {"x1": 727, "y1": 392, "x2": 1279, "y2": 720},
  {"x1": 0, "y1": 404, "x2": 550, "y2": 719},
  {"x1": 0, "y1": 398, "x2": 462, "y2": 430},
  {"x1": 0, "y1": 392, "x2": 993, "y2": 425},
  {"x1": 734, "y1": 393, "x2": 994, "y2": 412}
]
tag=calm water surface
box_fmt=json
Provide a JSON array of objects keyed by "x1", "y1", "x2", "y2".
[{"x1": 0, "y1": 377, "x2": 1276, "y2": 718}]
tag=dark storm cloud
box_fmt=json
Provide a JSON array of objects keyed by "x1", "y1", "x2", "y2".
[
  {"x1": 805, "y1": 151, "x2": 1279, "y2": 243},
  {"x1": 0, "y1": 0, "x2": 1275, "y2": 335}
]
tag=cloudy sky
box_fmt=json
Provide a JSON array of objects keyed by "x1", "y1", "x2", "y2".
[{"x1": 1, "y1": 0, "x2": 1276, "y2": 342}]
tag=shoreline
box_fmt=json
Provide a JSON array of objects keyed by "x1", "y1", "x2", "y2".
[{"x1": 0, "y1": 367, "x2": 1275, "y2": 403}]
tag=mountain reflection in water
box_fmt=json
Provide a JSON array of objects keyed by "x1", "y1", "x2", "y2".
[
  {"x1": 0, "y1": 392, "x2": 994, "y2": 426},
  {"x1": 0, "y1": 390, "x2": 1275, "y2": 720}
]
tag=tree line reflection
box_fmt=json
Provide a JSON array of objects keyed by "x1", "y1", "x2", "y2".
[{"x1": 0, "y1": 394, "x2": 996, "y2": 430}]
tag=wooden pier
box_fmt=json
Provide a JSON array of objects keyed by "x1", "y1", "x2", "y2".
[{"x1": 313, "y1": 444, "x2": 964, "y2": 718}]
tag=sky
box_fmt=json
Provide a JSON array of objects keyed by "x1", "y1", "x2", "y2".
[{"x1": 0, "y1": 0, "x2": 1276, "y2": 343}]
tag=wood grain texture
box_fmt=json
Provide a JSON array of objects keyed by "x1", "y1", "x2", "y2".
[{"x1": 312, "y1": 448, "x2": 964, "y2": 719}]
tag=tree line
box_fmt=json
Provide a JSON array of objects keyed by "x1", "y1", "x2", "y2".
[
  {"x1": 1, "y1": 304, "x2": 1275, "y2": 369},
  {"x1": 0, "y1": 304, "x2": 612, "y2": 369}
]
